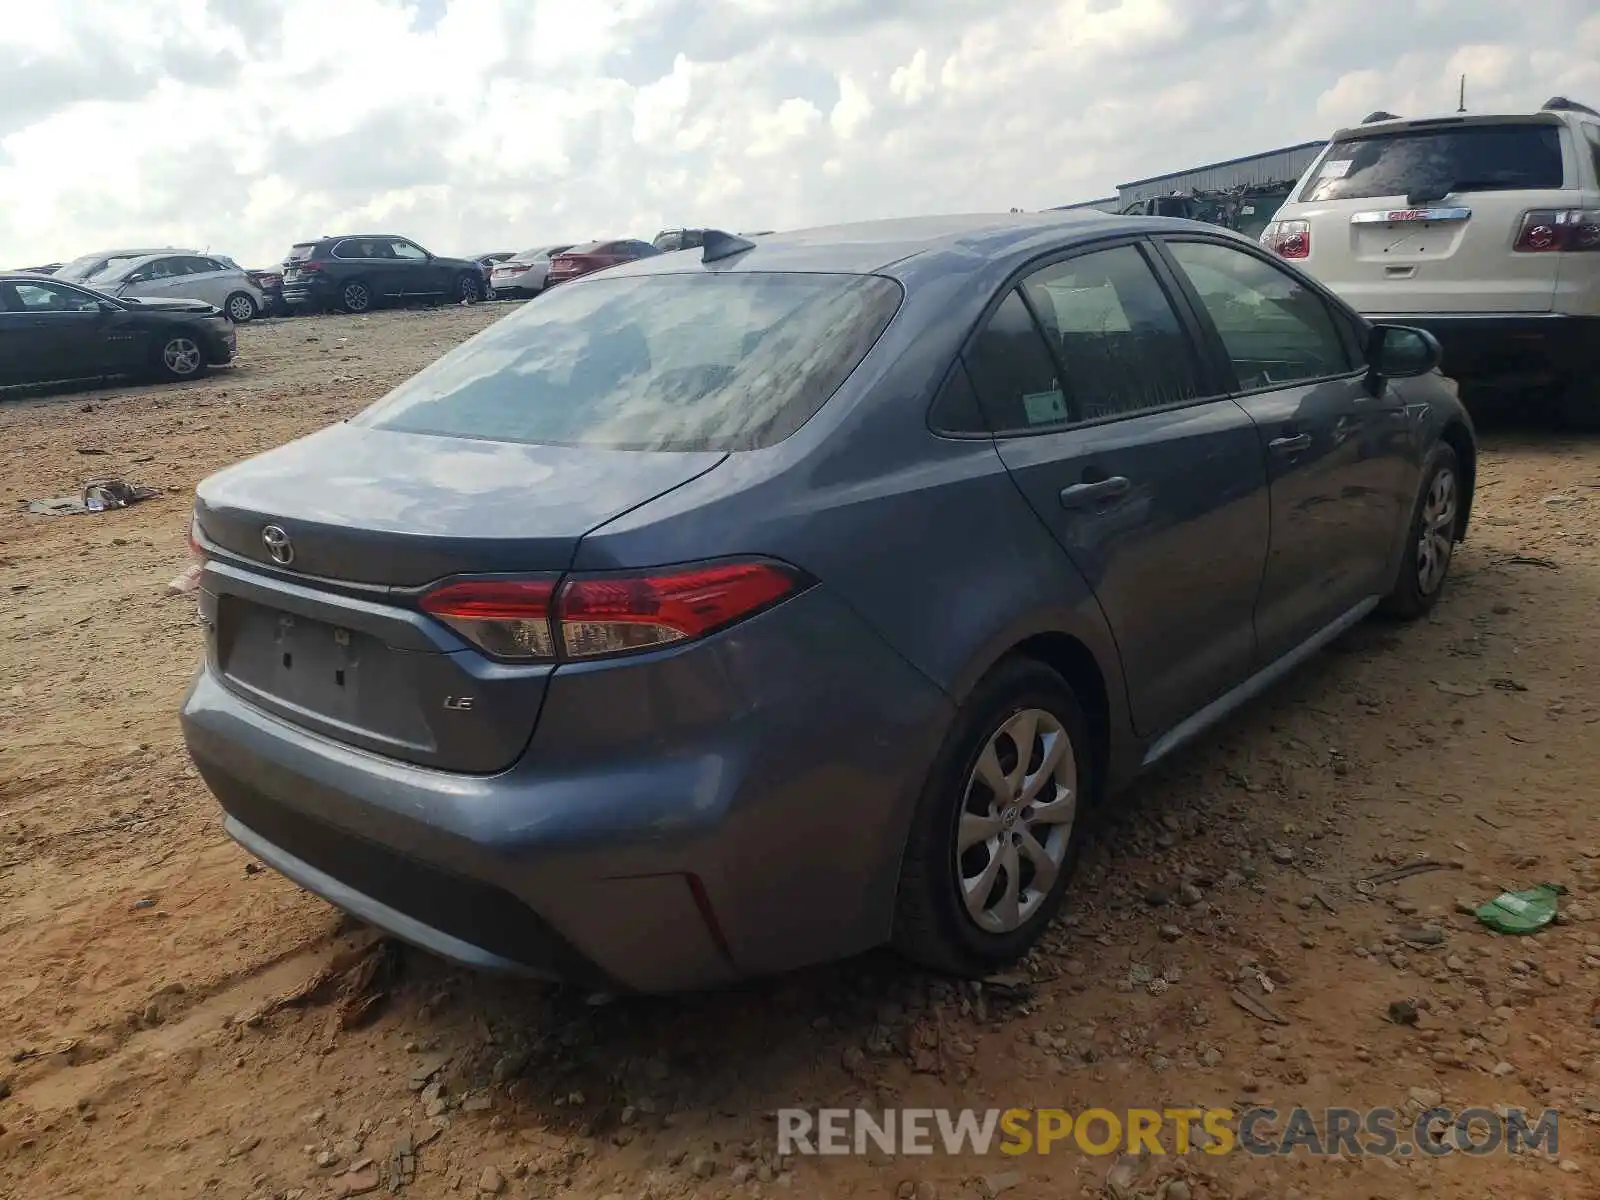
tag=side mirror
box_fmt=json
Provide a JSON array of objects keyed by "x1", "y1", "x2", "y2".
[{"x1": 1366, "y1": 324, "x2": 1441, "y2": 381}]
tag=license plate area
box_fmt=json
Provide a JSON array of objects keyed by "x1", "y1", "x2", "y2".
[
  {"x1": 220, "y1": 599, "x2": 376, "y2": 726},
  {"x1": 1351, "y1": 206, "x2": 1472, "y2": 262}
]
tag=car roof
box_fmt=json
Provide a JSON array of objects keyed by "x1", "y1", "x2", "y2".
[
  {"x1": 597, "y1": 211, "x2": 1186, "y2": 280},
  {"x1": 66, "y1": 247, "x2": 180, "y2": 260}
]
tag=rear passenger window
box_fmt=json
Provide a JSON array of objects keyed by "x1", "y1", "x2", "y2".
[
  {"x1": 1165, "y1": 240, "x2": 1352, "y2": 389},
  {"x1": 1585, "y1": 124, "x2": 1600, "y2": 181},
  {"x1": 1020, "y1": 245, "x2": 1202, "y2": 421},
  {"x1": 964, "y1": 291, "x2": 1067, "y2": 433},
  {"x1": 927, "y1": 360, "x2": 987, "y2": 434}
]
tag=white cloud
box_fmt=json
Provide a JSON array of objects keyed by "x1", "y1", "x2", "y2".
[
  {"x1": 830, "y1": 73, "x2": 872, "y2": 140},
  {"x1": 889, "y1": 49, "x2": 931, "y2": 106},
  {"x1": 1, "y1": 0, "x2": 1597, "y2": 266}
]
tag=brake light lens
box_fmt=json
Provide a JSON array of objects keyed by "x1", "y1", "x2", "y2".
[
  {"x1": 558, "y1": 561, "x2": 804, "y2": 659},
  {"x1": 1261, "y1": 220, "x2": 1311, "y2": 259},
  {"x1": 420, "y1": 579, "x2": 557, "y2": 659},
  {"x1": 1513, "y1": 209, "x2": 1600, "y2": 252},
  {"x1": 187, "y1": 516, "x2": 208, "y2": 563},
  {"x1": 417, "y1": 561, "x2": 808, "y2": 662}
]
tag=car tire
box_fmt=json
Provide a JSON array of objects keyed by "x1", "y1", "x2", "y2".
[
  {"x1": 1380, "y1": 442, "x2": 1461, "y2": 620},
  {"x1": 224, "y1": 292, "x2": 258, "y2": 323},
  {"x1": 892, "y1": 657, "x2": 1092, "y2": 977},
  {"x1": 456, "y1": 273, "x2": 481, "y2": 304},
  {"x1": 339, "y1": 280, "x2": 373, "y2": 314},
  {"x1": 153, "y1": 333, "x2": 207, "y2": 383}
]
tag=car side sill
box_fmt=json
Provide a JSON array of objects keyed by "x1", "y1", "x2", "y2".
[{"x1": 1140, "y1": 595, "x2": 1381, "y2": 770}]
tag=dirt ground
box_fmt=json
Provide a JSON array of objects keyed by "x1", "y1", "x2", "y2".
[{"x1": 2, "y1": 307, "x2": 1598, "y2": 1200}]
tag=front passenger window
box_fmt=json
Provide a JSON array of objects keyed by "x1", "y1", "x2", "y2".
[{"x1": 1165, "y1": 240, "x2": 1351, "y2": 390}]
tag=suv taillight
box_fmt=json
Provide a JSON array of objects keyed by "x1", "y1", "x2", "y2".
[
  {"x1": 1260, "y1": 220, "x2": 1311, "y2": 259},
  {"x1": 418, "y1": 561, "x2": 809, "y2": 662},
  {"x1": 1513, "y1": 209, "x2": 1600, "y2": 252},
  {"x1": 188, "y1": 516, "x2": 208, "y2": 563}
]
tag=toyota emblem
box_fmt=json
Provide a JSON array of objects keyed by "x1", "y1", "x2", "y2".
[{"x1": 261, "y1": 524, "x2": 295, "y2": 566}]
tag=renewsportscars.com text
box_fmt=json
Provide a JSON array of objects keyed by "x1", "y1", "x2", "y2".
[{"x1": 776, "y1": 1106, "x2": 1559, "y2": 1158}]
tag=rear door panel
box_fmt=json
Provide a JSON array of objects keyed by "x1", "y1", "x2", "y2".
[{"x1": 967, "y1": 241, "x2": 1270, "y2": 737}]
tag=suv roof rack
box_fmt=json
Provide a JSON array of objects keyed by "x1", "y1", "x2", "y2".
[
  {"x1": 1361, "y1": 110, "x2": 1401, "y2": 124},
  {"x1": 1542, "y1": 95, "x2": 1599, "y2": 117},
  {"x1": 701, "y1": 230, "x2": 756, "y2": 264}
]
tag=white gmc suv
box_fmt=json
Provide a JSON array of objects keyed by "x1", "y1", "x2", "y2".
[{"x1": 1263, "y1": 97, "x2": 1600, "y2": 426}]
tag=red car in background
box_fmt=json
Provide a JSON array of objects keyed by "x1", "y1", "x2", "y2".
[{"x1": 545, "y1": 239, "x2": 662, "y2": 286}]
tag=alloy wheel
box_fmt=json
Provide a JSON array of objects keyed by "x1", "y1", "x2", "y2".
[
  {"x1": 343, "y1": 283, "x2": 370, "y2": 313},
  {"x1": 227, "y1": 294, "x2": 255, "y2": 322},
  {"x1": 163, "y1": 337, "x2": 202, "y2": 377},
  {"x1": 1416, "y1": 467, "x2": 1457, "y2": 595},
  {"x1": 956, "y1": 707, "x2": 1078, "y2": 934}
]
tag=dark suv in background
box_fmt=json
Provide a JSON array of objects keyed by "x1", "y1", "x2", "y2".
[{"x1": 280, "y1": 235, "x2": 484, "y2": 314}]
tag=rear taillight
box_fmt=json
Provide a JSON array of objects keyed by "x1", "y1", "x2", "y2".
[
  {"x1": 418, "y1": 561, "x2": 808, "y2": 662},
  {"x1": 292, "y1": 260, "x2": 325, "y2": 273},
  {"x1": 1513, "y1": 209, "x2": 1600, "y2": 252},
  {"x1": 420, "y1": 579, "x2": 558, "y2": 660},
  {"x1": 558, "y1": 561, "x2": 804, "y2": 658},
  {"x1": 1261, "y1": 220, "x2": 1311, "y2": 259}
]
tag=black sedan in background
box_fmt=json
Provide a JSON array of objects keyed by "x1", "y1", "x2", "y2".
[{"x1": 0, "y1": 274, "x2": 237, "y2": 388}]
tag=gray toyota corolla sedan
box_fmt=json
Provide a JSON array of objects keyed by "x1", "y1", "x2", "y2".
[{"x1": 180, "y1": 213, "x2": 1475, "y2": 992}]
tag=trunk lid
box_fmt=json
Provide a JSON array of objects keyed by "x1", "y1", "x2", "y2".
[
  {"x1": 1286, "y1": 116, "x2": 1573, "y2": 314},
  {"x1": 195, "y1": 423, "x2": 725, "y2": 585},
  {"x1": 194, "y1": 424, "x2": 725, "y2": 773}
]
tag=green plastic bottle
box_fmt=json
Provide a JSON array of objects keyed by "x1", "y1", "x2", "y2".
[{"x1": 1475, "y1": 883, "x2": 1566, "y2": 934}]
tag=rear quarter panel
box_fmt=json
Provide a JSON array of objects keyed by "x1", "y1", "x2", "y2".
[{"x1": 571, "y1": 257, "x2": 1139, "y2": 951}]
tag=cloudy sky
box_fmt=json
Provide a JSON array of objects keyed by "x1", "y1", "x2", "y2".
[{"x1": 2, "y1": 0, "x2": 1598, "y2": 268}]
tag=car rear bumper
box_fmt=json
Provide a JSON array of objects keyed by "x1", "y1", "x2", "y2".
[
  {"x1": 179, "y1": 587, "x2": 953, "y2": 992},
  {"x1": 1396, "y1": 313, "x2": 1600, "y2": 390},
  {"x1": 204, "y1": 321, "x2": 237, "y2": 363},
  {"x1": 280, "y1": 279, "x2": 335, "y2": 307},
  {"x1": 490, "y1": 269, "x2": 544, "y2": 294}
]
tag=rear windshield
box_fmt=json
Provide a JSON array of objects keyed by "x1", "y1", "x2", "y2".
[
  {"x1": 285, "y1": 244, "x2": 316, "y2": 261},
  {"x1": 1302, "y1": 122, "x2": 1565, "y2": 202},
  {"x1": 362, "y1": 271, "x2": 903, "y2": 452}
]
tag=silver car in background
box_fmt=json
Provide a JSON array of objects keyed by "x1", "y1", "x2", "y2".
[
  {"x1": 54, "y1": 247, "x2": 178, "y2": 284},
  {"x1": 86, "y1": 252, "x2": 266, "y2": 322},
  {"x1": 487, "y1": 244, "x2": 574, "y2": 298}
]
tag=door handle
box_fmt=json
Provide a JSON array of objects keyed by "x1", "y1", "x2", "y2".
[
  {"x1": 1059, "y1": 476, "x2": 1131, "y2": 510},
  {"x1": 1269, "y1": 433, "x2": 1312, "y2": 454}
]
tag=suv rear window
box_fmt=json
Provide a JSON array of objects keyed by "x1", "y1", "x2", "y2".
[
  {"x1": 363, "y1": 272, "x2": 902, "y2": 452},
  {"x1": 285, "y1": 244, "x2": 316, "y2": 261},
  {"x1": 1302, "y1": 122, "x2": 1565, "y2": 202}
]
